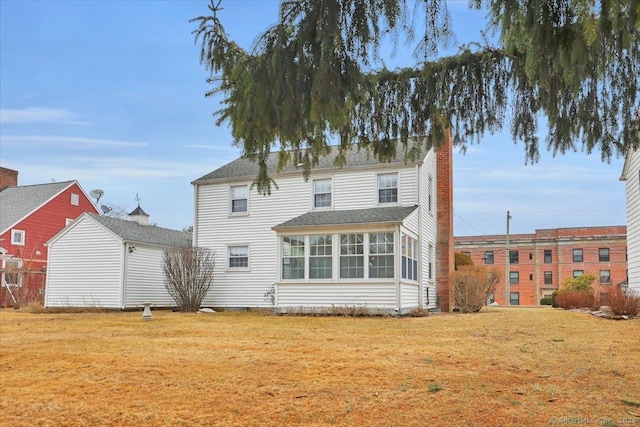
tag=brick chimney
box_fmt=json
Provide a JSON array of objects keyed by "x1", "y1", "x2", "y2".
[
  {"x1": 0, "y1": 167, "x2": 18, "y2": 190},
  {"x1": 436, "y1": 129, "x2": 454, "y2": 312}
]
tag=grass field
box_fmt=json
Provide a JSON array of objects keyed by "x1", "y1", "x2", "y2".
[{"x1": 1, "y1": 307, "x2": 639, "y2": 426}]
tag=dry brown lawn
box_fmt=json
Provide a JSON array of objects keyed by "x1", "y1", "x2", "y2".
[{"x1": 1, "y1": 307, "x2": 639, "y2": 426}]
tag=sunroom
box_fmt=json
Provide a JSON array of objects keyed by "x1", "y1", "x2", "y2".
[{"x1": 271, "y1": 206, "x2": 427, "y2": 314}]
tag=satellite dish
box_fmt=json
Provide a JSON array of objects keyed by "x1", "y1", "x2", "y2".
[
  {"x1": 90, "y1": 189, "x2": 104, "y2": 203},
  {"x1": 101, "y1": 205, "x2": 112, "y2": 214}
]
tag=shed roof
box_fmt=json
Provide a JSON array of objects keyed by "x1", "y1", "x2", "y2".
[
  {"x1": 273, "y1": 206, "x2": 418, "y2": 230},
  {"x1": 88, "y1": 214, "x2": 191, "y2": 247},
  {"x1": 193, "y1": 144, "x2": 424, "y2": 184},
  {"x1": 0, "y1": 181, "x2": 76, "y2": 234}
]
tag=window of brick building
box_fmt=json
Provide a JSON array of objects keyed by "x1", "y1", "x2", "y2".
[
  {"x1": 544, "y1": 250, "x2": 552, "y2": 263},
  {"x1": 573, "y1": 248, "x2": 583, "y2": 263},
  {"x1": 599, "y1": 248, "x2": 610, "y2": 262},
  {"x1": 544, "y1": 271, "x2": 553, "y2": 285}
]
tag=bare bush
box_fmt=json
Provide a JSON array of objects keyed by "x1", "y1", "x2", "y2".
[
  {"x1": 554, "y1": 290, "x2": 594, "y2": 309},
  {"x1": 451, "y1": 266, "x2": 499, "y2": 313},
  {"x1": 163, "y1": 247, "x2": 215, "y2": 312},
  {"x1": 607, "y1": 286, "x2": 640, "y2": 316}
]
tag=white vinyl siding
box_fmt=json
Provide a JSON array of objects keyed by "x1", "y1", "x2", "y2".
[
  {"x1": 625, "y1": 148, "x2": 640, "y2": 293},
  {"x1": 419, "y1": 150, "x2": 438, "y2": 309},
  {"x1": 125, "y1": 244, "x2": 175, "y2": 308},
  {"x1": 45, "y1": 216, "x2": 122, "y2": 308},
  {"x1": 194, "y1": 150, "x2": 434, "y2": 310}
]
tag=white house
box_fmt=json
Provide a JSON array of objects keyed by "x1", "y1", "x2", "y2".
[
  {"x1": 620, "y1": 147, "x2": 640, "y2": 294},
  {"x1": 45, "y1": 208, "x2": 191, "y2": 309},
  {"x1": 193, "y1": 143, "x2": 441, "y2": 314}
]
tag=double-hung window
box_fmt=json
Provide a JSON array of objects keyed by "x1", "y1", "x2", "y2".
[
  {"x1": 340, "y1": 234, "x2": 364, "y2": 279},
  {"x1": 369, "y1": 232, "x2": 394, "y2": 279},
  {"x1": 313, "y1": 179, "x2": 332, "y2": 208},
  {"x1": 544, "y1": 250, "x2": 552, "y2": 263},
  {"x1": 378, "y1": 173, "x2": 398, "y2": 204},
  {"x1": 282, "y1": 236, "x2": 305, "y2": 279},
  {"x1": 309, "y1": 235, "x2": 332, "y2": 279},
  {"x1": 484, "y1": 251, "x2": 494, "y2": 265},
  {"x1": 544, "y1": 271, "x2": 553, "y2": 285},
  {"x1": 401, "y1": 234, "x2": 418, "y2": 281},
  {"x1": 1, "y1": 260, "x2": 23, "y2": 287},
  {"x1": 599, "y1": 248, "x2": 610, "y2": 262},
  {"x1": 509, "y1": 271, "x2": 519, "y2": 285},
  {"x1": 573, "y1": 248, "x2": 583, "y2": 262},
  {"x1": 599, "y1": 270, "x2": 611, "y2": 284},
  {"x1": 509, "y1": 250, "x2": 519, "y2": 264},
  {"x1": 228, "y1": 246, "x2": 249, "y2": 269},
  {"x1": 230, "y1": 185, "x2": 248, "y2": 214}
]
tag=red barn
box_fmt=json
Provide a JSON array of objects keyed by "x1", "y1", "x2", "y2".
[{"x1": 0, "y1": 167, "x2": 99, "y2": 306}]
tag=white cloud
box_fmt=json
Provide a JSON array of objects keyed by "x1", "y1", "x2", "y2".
[
  {"x1": 0, "y1": 135, "x2": 148, "y2": 149},
  {"x1": 0, "y1": 107, "x2": 88, "y2": 125}
]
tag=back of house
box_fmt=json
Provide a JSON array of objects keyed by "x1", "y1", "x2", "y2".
[{"x1": 192, "y1": 143, "x2": 440, "y2": 314}]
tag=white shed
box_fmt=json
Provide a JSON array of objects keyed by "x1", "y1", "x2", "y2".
[{"x1": 45, "y1": 211, "x2": 191, "y2": 309}]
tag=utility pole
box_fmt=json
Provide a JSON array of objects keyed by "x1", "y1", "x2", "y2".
[{"x1": 505, "y1": 211, "x2": 512, "y2": 305}]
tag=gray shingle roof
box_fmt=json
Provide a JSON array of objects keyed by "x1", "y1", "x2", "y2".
[
  {"x1": 0, "y1": 181, "x2": 75, "y2": 233},
  {"x1": 89, "y1": 214, "x2": 191, "y2": 247},
  {"x1": 193, "y1": 144, "x2": 423, "y2": 184},
  {"x1": 273, "y1": 206, "x2": 418, "y2": 229}
]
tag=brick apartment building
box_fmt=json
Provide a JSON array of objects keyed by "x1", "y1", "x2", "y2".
[{"x1": 454, "y1": 226, "x2": 627, "y2": 306}]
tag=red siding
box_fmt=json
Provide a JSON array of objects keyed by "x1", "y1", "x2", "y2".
[{"x1": 1, "y1": 182, "x2": 98, "y2": 305}]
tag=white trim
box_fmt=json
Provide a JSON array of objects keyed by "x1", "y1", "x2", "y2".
[
  {"x1": 226, "y1": 243, "x2": 250, "y2": 271},
  {"x1": 376, "y1": 171, "x2": 400, "y2": 206},
  {"x1": 70, "y1": 193, "x2": 80, "y2": 206},
  {"x1": 11, "y1": 229, "x2": 25, "y2": 246},
  {"x1": 311, "y1": 177, "x2": 333, "y2": 210},
  {"x1": 229, "y1": 184, "x2": 250, "y2": 216},
  {"x1": 66, "y1": 218, "x2": 74, "y2": 226}
]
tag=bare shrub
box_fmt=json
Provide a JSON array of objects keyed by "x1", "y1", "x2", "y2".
[
  {"x1": 163, "y1": 247, "x2": 215, "y2": 312},
  {"x1": 554, "y1": 290, "x2": 594, "y2": 309},
  {"x1": 556, "y1": 274, "x2": 597, "y2": 310},
  {"x1": 607, "y1": 286, "x2": 640, "y2": 316},
  {"x1": 451, "y1": 266, "x2": 499, "y2": 313}
]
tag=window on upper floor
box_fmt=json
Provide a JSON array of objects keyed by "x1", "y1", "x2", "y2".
[
  {"x1": 509, "y1": 250, "x2": 519, "y2": 264},
  {"x1": 544, "y1": 271, "x2": 553, "y2": 285},
  {"x1": 599, "y1": 270, "x2": 611, "y2": 285},
  {"x1": 11, "y1": 230, "x2": 25, "y2": 246},
  {"x1": 228, "y1": 245, "x2": 249, "y2": 269},
  {"x1": 230, "y1": 185, "x2": 248, "y2": 214},
  {"x1": 544, "y1": 250, "x2": 552, "y2": 263},
  {"x1": 484, "y1": 251, "x2": 494, "y2": 265},
  {"x1": 377, "y1": 173, "x2": 398, "y2": 204},
  {"x1": 573, "y1": 270, "x2": 583, "y2": 278},
  {"x1": 70, "y1": 193, "x2": 80, "y2": 206},
  {"x1": 313, "y1": 179, "x2": 332, "y2": 209},
  {"x1": 573, "y1": 248, "x2": 583, "y2": 262},
  {"x1": 599, "y1": 248, "x2": 610, "y2": 262},
  {"x1": 509, "y1": 271, "x2": 519, "y2": 285}
]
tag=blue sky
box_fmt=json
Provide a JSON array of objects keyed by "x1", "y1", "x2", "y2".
[{"x1": 0, "y1": 0, "x2": 625, "y2": 235}]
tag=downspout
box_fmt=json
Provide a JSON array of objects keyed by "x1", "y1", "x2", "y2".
[
  {"x1": 416, "y1": 163, "x2": 424, "y2": 309},
  {"x1": 193, "y1": 183, "x2": 199, "y2": 247},
  {"x1": 395, "y1": 224, "x2": 401, "y2": 314},
  {"x1": 120, "y1": 241, "x2": 128, "y2": 310}
]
